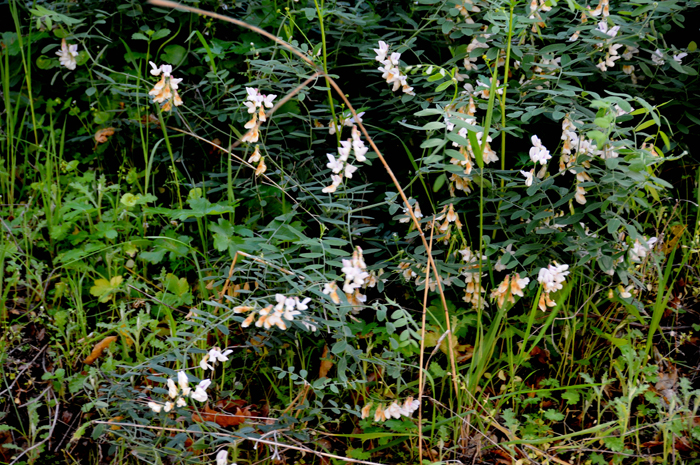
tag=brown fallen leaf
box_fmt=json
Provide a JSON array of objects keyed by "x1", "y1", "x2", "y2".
[
  {"x1": 318, "y1": 344, "x2": 334, "y2": 379},
  {"x1": 107, "y1": 416, "x2": 123, "y2": 430},
  {"x1": 192, "y1": 403, "x2": 251, "y2": 427},
  {"x1": 83, "y1": 336, "x2": 118, "y2": 365},
  {"x1": 95, "y1": 127, "x2": 115, "y2": 144}
]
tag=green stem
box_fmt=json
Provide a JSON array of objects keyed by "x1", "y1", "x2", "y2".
[{"x1": 313, "y1": 0, "x2": 339, "y2": 144}]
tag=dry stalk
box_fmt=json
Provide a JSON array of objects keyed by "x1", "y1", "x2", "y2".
[{"x1": 418, "y1": 219, "x2": 436, "y2": 462}]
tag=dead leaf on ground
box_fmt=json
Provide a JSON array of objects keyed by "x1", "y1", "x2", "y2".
[
  {"x1": 192, "y1": 403, "x2": 252, "y2": 427},
  {"x1": 95, "y1": 127, "x2": 115, "y2": 144},
  {"x1": 319, "y1": 344, "x2": 334, "y2": 379},
  {"x1": 83, "y1": 336, "x2": 118, "y2": 365},
  {"x1": 530, "y1": 346, "x2": 551, "y2": 364}
]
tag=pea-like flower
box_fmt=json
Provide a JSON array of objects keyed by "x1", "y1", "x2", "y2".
[
  {"x1": 148, "y1": 62, "x2": 184, "y2": 111},
  {"x1": 56, "y1": 39, "x2": 78, "y2": 70},
  {"x1": 241, "y1": 87, "x2": 276, "y2": 143},
  {"x1": 529, "y1": 135, "x2": 551, "y2": 165},
  {"x1": 190, "y1": 379, "x2": 212, "y2": 402}
]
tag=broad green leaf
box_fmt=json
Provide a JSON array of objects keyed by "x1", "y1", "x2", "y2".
[{"x1": 90, "y1": 276, "x2": 123, "y2": 303}]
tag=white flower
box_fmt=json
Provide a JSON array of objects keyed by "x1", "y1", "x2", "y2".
[
  {"x1": 384, "y1": 402, "x2": 405, "y2": 419},
  {"x1": 200, "y1": 354, "x2": 214, "y2": 371},
  {"x1": 322, "y1": 174, "x2": 343, "y2": 193},
  {"x1": 338, "y1": 140, "x2": 352, "y2": 160},
  {"x1": 177, "y1": 371, "x2": 192, "y2": 396},
  {"x1": 148, "y1": 401, "x2": 162, "y2": 413},
  {"x1": 622, "y1": 46, "x2": 639, "y2": 60},
  {"x1": 651, "y1": 49, "x2": 665, "y2": 66},
  {"x1": 596, "y1": 20, "x2": 619, "y2": 38},
  {"x1": 164, "y1": 401, "x2": 174, "y2": 412},
  {"x1": 352, "y1": 128, "x2": 369, "y2": 162},
  {"x1": 521, "y1": 169, "x2": 534, "y2": 186},
  {"x1": 216, "y1": 449, "x2": 229, "y2": 465},
  {"x1": 56, "y1": 39, "x2": 78, "y2": 71},
  {"x1": 673, "y1": 52, "x2": 688, "y2": 64},
  {"x1": 629, "y1": 237, "x2": 658, "y2": 262},
  {"x1": 294, "y1": 297, "x2": 311, "y2": 311},
  {"x1": 344, "y1": 162, "x2": 358, "y2": 178},
  {"x1": 343, "y1": 111, "x2": 365, "y2": 127},
  {"x1": 167, "y1": 379, "x2": 179, "y2": 399},
  {"x1": 374, "y1": 41, "x2": 389, "y2": 62},
  {"x1": 403, "y1": 397, "x2": 420, "y2": 415},
  {"x1": 261, "y1": 93, "x2": 277, "y2": 108},
  {"x1": 149, "y1": 61, "x2": 162, "y2": 76},
  {"x1": 169, "y1": 77, "x2": 183, "y2": 90},
  {"x1": 160, "y1": 64, "x2": 173, "y2": 77},
  {"x1": 176, "y1": 397, "x2": 187, "y2": 407},
  {"x1": 209, "y1": 347, "x2": 233, "y2": 363},
  {"x1": 529, "y1": 135, "x2": 551, "y2": 165},
  {"x1": 619, "y1": 285, "x2": 633, "y2": 298},
  {"x1": 328, "y1": 120, "x2": 339, "y2": 135},
  {"x1": 190, "y1": 379, "x2": 212, "y2": 402},
  {"x1": 326, "y1": 153, "x2": 344, "y2": 173},
  {"x1": 537, "y1": 263, "x2": 569, "y2": 293}
]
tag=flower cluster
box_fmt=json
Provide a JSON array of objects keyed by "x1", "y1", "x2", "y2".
[
  {"x1": 242, "y1": 87, "x2": 277, "y2": 144},
  {"x1": 529, "y1": 135, "x2": 551, "y2": 165},
  {"x1": 397, "y1": 198, "x2": 423, "y2": 223},
  {"x1": 237, "y1": 294, "x2": 311, "y2": 331},
  {"x1": 528, "y1": 0, "x2": 551, "y2": 31},
  {"x1": 629, "y1": 236, "x2": 658, "y2": 263},
  {"x1": 323, "y1": 247, "x2": 380, "y2": 307},
  {"x1": 374, "y1": 41, "x2": 414, "y2": 95},
  {"x1": 56, "y1": 39, "x2": 78, "y2": 71},
  {"x1": 200, "y1": 346, "x2": 233, "y2": 371},
  {"x1": 536, "y1": 262, "x2": 569, "y2": 311},
  {"x1": 595, "y1": 20, "x2": 623, "y2": 72},
  {"x1": 248, "y1": 145, "x2": 266, "y2": 176},
  {"x1": 148, "y1": 371, "x2": 211, "y2": 412},
  {"x1": 329, "y1": 111, "x2": 365, "y2": 136},
  {"x1": 148, "y1": 62, "x2": 184, "y2": 112},
  {"x1": 490, "y1": 273, "x2": 530, "y2": 308},
  {"x1": 361, "y1": 398, "x2": 420, "y2": 422},
  {"x1": 322, "y1": 126, "x2": 368, "y2": 193},
  {"x1": 459, "y1": 247, "x2": 488, "y2": 309}
]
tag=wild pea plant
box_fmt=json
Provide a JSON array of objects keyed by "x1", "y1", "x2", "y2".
[{"x1": 2, "y1": 0, "x2": 699, "y2": 463}]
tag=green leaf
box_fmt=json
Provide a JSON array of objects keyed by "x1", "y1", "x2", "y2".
[
  {"x1": 89, "y1": 276, "x2": 123, "y2": 303},
  {"x1": 420, "y1": 138, "x2": 446, "y2": 148},
  {"x1": 435, "y1": 80, "x2": 454, "y2": 92},
  {"x1": 36, "y1": 55, "x2": 57, "y2": 70},
  {"x1": 303, "y1": 8, "x2": 316, "y2": 20},
  {"x1": 161, "y1": 44, "x2": 187, "y2": 66},
  {"x1": 132, "y1": 32, "x2": 149, "y2": 41},
  {"x1": 467, "y1": 130, "x2": 483, "y2": 169},
  {"x1": 163, "y1": 273, "x2": 189, "y2": 296},
  {"x1": 423, "y1": 121, "x2": 446, "y2": 130},
  {"x1": 543, "y1": 409, "x2": 565, "y2": 421},
  {"x1": 151, "y1": 28, "x2": 171, "y2": 41},
  {"x1": 561, "y1": 391, "x2": 580, "y2": 405}
]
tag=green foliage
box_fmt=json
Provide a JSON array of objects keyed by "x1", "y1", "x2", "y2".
[{"x1": 2, "y1": 0, "x2": 700, "y2": 463}]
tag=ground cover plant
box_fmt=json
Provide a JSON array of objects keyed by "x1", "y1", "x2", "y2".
[{"x1": 2, "y1": 0, "x2": 700, "y2": 464}]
